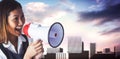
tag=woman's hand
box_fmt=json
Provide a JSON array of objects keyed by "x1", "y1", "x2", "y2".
[{"x1": 24, "y1": 39, "x2": 44, "y2": 59}]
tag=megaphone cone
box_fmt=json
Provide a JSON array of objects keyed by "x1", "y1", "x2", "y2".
[{"x1": 23, "y1": 22, "x2": 64, "y2": 48}]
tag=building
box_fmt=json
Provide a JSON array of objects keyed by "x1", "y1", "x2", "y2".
[
  {"x1": 90, "y1": 54, "x2": 115, "y2": 59},
  {"x1": 97, "y1": 51, "x2": 102, "y2": 54},
  {"x1": 103, "y1": 48, "x2": 111, "y2": 53},
  {"x1": 69, "y1": 51, "x2": 89, "y2": 59},
  {"x1": 82, "y1": 42, "x2": 84, "y2": 52},
  {"x1": 44, "y1": 48, "x2": 65, "y2": 59},
  {"x1": 47, "y1": 48, "x2": 63, "y2": 53},
  {"x1": 56, "y1": 53, "x2": 67, "y2": 59},
  {"x1": 45, "y1": 53, "x2": 56, "y2": 59},
  {"x1": 114, "y1": 45, "x2": 120, "y2": 58},
  {"x1": 68, "y1": 36, "x2": 82, "y2": 53},
  {"x1": 90, "y1": 43, "x2": 96, "y2": 58}
]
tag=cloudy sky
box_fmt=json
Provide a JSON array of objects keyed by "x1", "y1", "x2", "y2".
[{"x1": 17, "y1": 0, "x2": 120, "y2": 53}]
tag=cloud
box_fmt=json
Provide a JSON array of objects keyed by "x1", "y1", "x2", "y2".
[
  {"x1": 79, "y1": 3, "x2": 120, "y2": 25},
  {"x1": 102, "y1": 27, "x2": 120, "y2": 35},
  {"x1": 22, "y1": 1, "x2": 120, "y2": 52},
  {"x1": 79, "y1": 0, "x2": 120, "y2": 24},
  {"x1": 78, "y1": 0, "x2": 120, "y2": 44},
  {"x1": 96, "y1": 0, "x2": 120, "y2": 8},
  {"x1": 25, "y1": 2, "x2": 48, "y2": 12},
  {"x1": 59, "y1": 0, "x2": 76, "y2": 12},
  {"x1": 23, "y1": 2, "x2": 66, "y2": 23}
]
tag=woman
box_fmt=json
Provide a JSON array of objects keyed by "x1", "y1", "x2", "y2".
[{"x1": 0, "y1": 0, "x2": 43, "y2": 59}]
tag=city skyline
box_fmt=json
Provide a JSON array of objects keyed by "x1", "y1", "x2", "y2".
[
  {"x1": 43, "y1": 42, "x2": 120, "y2": 59},
  {"x1": 13, "y1": 0, "x2": 120, "y2": 53}
]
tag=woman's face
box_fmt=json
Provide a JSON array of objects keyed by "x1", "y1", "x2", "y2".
[{"x1": 7, "y1": 8, "x2": 25, "y2": 36}]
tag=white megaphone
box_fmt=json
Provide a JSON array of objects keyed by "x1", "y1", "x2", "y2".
[{"x1": 23, "y1": 22, "x2": 64, "y2": 48}]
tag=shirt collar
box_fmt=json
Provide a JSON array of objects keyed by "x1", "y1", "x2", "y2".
[
  {"x1": 3, "y1": 35, "x2": 26, "y2": 48},
  {"x1": 18, "y1": 35, "x2": 26, "y2": 42}
]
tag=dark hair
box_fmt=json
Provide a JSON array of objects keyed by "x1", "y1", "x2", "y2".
[{"x1": 0, "y1": 0, "x2": 22, "y2": 43}]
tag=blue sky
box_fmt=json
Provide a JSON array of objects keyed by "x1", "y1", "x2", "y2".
[
  {"x1": 14, "y1": 0, "x2": 120, "y2": 53},
  {"x1": 18, "y1": 0, "x2": 59, "y2": 6}
]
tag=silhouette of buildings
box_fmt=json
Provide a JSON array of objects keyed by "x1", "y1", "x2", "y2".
[
  {"x1": 91, "y1": 47, "x2": 118, "y2": 59},
  {"x1": 44, "y1": 48, "x2": 68, "y2": 59},
  {"x1": 103, "y1": 48, "x2": 111, "y2": 53},
  {"x1": 44, "y1": 53, "x2": 67, "y2": 59},
  {"x1": 90, "y1": 54, "x2": 115, "y2": 59},
  {"x1": 45, "y1": 53, "x2": 56, "y2": 59},
  {"x1": 97, "y1": 51, "x2": 102, "y2": 54},
  {"x1": 42, "y1": 36, "x2": 120, "y2": 59},
  {"x1": 69, "y1": 51, "x2": 89, "y2": 59}
]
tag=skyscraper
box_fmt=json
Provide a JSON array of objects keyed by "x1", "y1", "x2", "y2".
[
  {"x1": 90, "y1": 43, "x2": 96, "y2": 57},
  {"x1": 114, "y1": 45, "x2": 120, "y2": 57},
  {"x1": 68, "y1": 36, "x2": 82, "y2": 53},
  {"x1": 82, "y1": 42, "x2": 84, "y2": 52}
]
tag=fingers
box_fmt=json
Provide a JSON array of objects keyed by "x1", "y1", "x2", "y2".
[
  {"x1": 37, "y1": 48, "x2": 43, "y2": 54},
  {"x1": 31, "y1": 39, "x2": 42, "y2": 46},
  {"x1": 34, "y1": 41, "x2": 42, "y2": 49},
  {"x1": 24, "y1": 39, "x2": 44, "y2": 58},
  {"x1": 35, "y1": 44, "x2": 43, "y2": 52},
  {"x1": 30, "y1": 39, "x2": 44, "y2": 54}
]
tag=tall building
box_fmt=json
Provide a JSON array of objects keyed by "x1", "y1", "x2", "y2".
[
  {"x1": 82, "y1": 42, "x2": 84, "y2": 52},
  {"x1": 47, "y1": 48, "x2": 63, "y2": 53},
  {"x1": 68, "y1": 36, "x2": 82, "y2": 53},
  {"x1": 114, "y1": 45, "x2": 120, "y2": 58},
  {"x1": 90, "y1": 43, "x2": 96, "y2": 57}
]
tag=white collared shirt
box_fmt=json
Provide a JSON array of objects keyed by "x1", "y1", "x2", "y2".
[{"x1": 0, "y1": 35, "x2": 32, "y2": 59}]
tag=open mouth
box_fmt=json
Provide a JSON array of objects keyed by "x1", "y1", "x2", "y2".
[{"x1": 15, "y1": 27, "x2": 22, "y2": 32}]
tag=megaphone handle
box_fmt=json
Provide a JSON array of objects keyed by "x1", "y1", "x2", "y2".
[{"x1": 34, "y1": 52, "x2": 43, "y2": 59}]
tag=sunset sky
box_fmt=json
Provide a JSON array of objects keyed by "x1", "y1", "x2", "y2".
[{"x1": 17, "y1": 0, "x2": 120, "y2": 53}]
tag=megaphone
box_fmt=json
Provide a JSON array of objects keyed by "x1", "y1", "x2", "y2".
[{"x1": 23, "y1": 22, "x2": 64, "y2": 48}]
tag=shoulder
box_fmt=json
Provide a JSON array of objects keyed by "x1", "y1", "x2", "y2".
[{"x1": 0, "y1": 49, "x2": 7, "y2": 59}]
